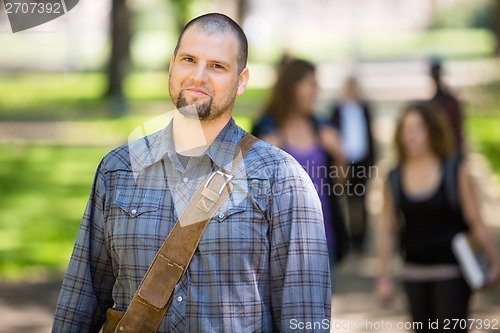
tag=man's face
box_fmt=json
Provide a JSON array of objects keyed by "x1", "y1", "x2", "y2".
[{"x1": 168, "y1": 27, "x2": 248, "y2": 122}]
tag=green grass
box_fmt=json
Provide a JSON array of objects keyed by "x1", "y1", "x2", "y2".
[
  {"x1": 462, "y1": 81, "x2": 500, "y2": 176},
  {"x1": 0, "y1": 144, "x2": 108, "y2": 279},
  {"x1": 467, "y1": 116, "x2": 500, "y2": 175}
]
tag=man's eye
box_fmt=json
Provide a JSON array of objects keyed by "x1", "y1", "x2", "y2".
[
  {"x1": 183, "y1": 57, "x2": 194, "y2": 63},
  {"x1": 212, "y1": 64, "x2": 224, "y2": 70}
]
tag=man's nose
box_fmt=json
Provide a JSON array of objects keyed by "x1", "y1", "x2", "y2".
[{"x1": 191, "y1": 63, "x2": 208, "y2": 83}]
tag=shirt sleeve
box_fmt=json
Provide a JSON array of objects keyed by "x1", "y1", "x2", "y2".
[
  {"x1": 269, "y1": 155, "x2": 332, "y2": 332},
  {"x1": 52, "y1": 160, "x2": 115, "y2": 333}
]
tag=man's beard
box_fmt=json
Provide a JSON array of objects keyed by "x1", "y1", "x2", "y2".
[
  {"x1": 172, "y1": 86, "x2": 237, "y2": 122},
  {"x1": 176, "y1": 91, "x2": 213, "y2": 121}
]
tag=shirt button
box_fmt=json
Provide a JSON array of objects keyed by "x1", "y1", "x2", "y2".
[
  {"x1": 176, "y1": 296, "x2": 183, "y2": 302},
  {"x1": 130, "y1": 209, "x2": 137, "y2": 215},
  {"x1": 218, "y1": 213, "x2": 225, "y2": 219},
  {"x1": 183, "y1": 177, "x2": 189, "y2": 183}
]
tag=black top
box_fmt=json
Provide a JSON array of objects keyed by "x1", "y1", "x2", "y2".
[{"x1": 398, "y1": 171, "x2": 469, "y2": 265}]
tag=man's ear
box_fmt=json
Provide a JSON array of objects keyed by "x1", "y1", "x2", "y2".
[
  {"x1": 169, "y1": 54, "x2": 175, "y2": 73},
  {"x1": 236, "y1": 67, "x2": 249, "y2": 96}
]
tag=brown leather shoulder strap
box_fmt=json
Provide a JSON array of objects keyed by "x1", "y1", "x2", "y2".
[{"x1": 112, "y1": 133, "x2": 258, "y2": 333}]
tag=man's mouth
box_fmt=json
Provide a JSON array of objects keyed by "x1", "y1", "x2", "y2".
[{"x1": 184, "y1": 87, "x2": 209, "y2": 96}]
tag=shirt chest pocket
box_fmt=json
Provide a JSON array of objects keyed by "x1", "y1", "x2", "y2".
[
  {"x1": 109, "y1": 191, "x2": 166, "y2": 250},
  {"x1": 198, "y1": 204, "x2": 269, "y2": 254},
  {"x1": 113, "y1": 191, "x2": 163, "y2": 218}
]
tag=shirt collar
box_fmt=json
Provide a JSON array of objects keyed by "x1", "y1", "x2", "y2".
[
  {"x1": 129, "y1": 117, "x2": 244, "y2": 173},
  {"x1": 205, "y1": 118, "x2": 243, "y2": 173}
]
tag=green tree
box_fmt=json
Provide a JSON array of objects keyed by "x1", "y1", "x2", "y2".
[
  {"x1": 105, "y1": 0, "x2": 132, "y2": 116},
  {"x1": 170, "y1": 0, "x2": 192, "y2": 35}
]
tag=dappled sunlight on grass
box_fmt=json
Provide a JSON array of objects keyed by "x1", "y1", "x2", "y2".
[
  {"x1": 467, "y1": 116, "x2": 500, "y2": 176},
  {"x1": 0, "y1": 72, "x2": 105, "y2": 109},
  {"x1": 0, "y1": 144, "x2": 108, "y2": 279}
]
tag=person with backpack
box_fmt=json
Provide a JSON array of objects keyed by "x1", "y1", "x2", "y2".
[
  {"x1": 375, "y1": 102, "x2": 500, "y2": 332},
  {"x1": 252, "y1": 58, "x2": 350, "y2": 283}
]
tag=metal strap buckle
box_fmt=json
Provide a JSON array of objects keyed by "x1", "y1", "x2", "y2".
[{"x1": 204, "y1": 170, "x2": 233, "y2": 195}]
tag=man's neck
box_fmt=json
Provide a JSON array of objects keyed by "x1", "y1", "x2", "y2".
[{"x1": 172, "y1": 110, "x2": 232, "y2": 156}]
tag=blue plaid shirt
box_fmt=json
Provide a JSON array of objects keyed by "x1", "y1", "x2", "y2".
[{"x1": 52, "y1": 118, "x2": 331, "y2": 332}]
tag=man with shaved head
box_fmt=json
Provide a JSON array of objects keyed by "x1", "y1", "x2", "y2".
[{"x1": 53, "y1": 13, "x2": 331, "y2": 332}]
